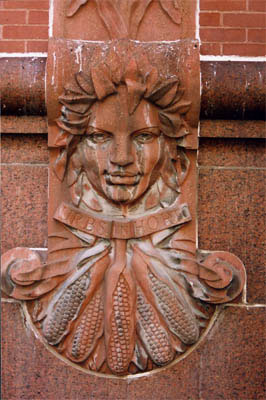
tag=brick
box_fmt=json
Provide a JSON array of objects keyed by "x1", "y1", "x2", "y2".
[
  {"x1": 27, "y1": 40, "x2": 48, "y2": 52},
  {"x1": 0, "y1": 40, "x2": 25, "y2": 52},
  {"x1": 223, "y1": 13, "x2": 266, "y2": 28},
  {"x1": 0, "y1": 10, "x2": 26, "y2": 24},
  {"x1": 200, "y1": 28, "x2": 246, "y2": 42},
  {"x1": 1, "y1": 1, "x2": 49, "y2": 10},
  {"x1": 248, "y1": 0, "x2": 266, "y2": 12},
  {"x1": 3, "y1": 25, "x2": 48, "y2": 39},
  {"x1": 223, "y1": 43, "x2": 266, "y2": 56},
  {"x1": 200, "y1": 12, "x2": 220, "y2": 26},
  {"x1": 200, "y1": 42, "x2": 221, "y2": 55},
  {"x1": 28, "y1": 10, "x2": 49, "y2": 25},
  {"x1": 200, "y1": 0, "x2": 246, "y2": 12},
  {"x1": 248, "y1": 28, "x2": 266, "y2": 42}
]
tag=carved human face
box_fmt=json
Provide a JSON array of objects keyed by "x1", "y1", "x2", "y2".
[{"x1": 79, "y1": 86, "x2": 165, "y2": 204}]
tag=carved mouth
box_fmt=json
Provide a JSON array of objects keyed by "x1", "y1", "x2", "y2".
[{"x1": 105, "y1": 173, "x2": 141, "y2": 186}]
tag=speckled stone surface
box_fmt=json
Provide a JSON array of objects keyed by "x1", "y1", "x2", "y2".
[
  {"x1": 1, "y1": 165, "x2": 48, "y2": 253},
  {"x1": 197, "y1": 306, "x2": 266, "y2": 400},
  {"x1": 200, "y1": 120, "x2": 266, "y2": 139},
  {"x1": 198, "y1": 168, "x2": 266, "y2": 304},
  {"x1": 1, "y1": 134, "x2": 49, "y2": 164},
  {"x1": 1, "y1": 116, "x2": 48, "y2": 134},
  {"x1": 201, "y1": 61, "x2": 266, "y2": 120},
  {"x1": 2, "y1": 303, "x2": 265, "y2": 399},
  {"x1": 0, "y1": 57, "x2": 46, "y2": 116},
  {"x1": 198, "y1": 138, "x2": 266, "y2": 168}
]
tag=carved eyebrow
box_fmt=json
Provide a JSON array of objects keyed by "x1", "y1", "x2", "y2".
[
  {"x1": 131, "y1": 127, "x2": 161, "y2": 136},
  {"x1": 86, "y1": 126, "x2": 113, "y2": 135}
]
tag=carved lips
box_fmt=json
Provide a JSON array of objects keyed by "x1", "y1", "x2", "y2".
[{"x1": 105, "y1": 171, "x2": 141, "y2": 186}]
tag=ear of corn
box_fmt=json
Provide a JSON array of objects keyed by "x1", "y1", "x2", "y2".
[
  {"x1": 67, "y1": 286, "x2": 104, "y2": 362},
  {"x1": 149, "y1": 272, "x2": 199, "y2": 344},
  {"x1": 136, "y1": 287, "x2": 174, "y2": 366},
  {"x1": 43, "y1": 272, "x2": 90, "y2": 345},
  {"x1": 107, "y1": 273, "x2": 133, "y2": 375}
]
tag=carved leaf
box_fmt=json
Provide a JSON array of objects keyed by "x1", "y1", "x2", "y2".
[
  {"x1": 67, "y1": 0, "x2": 88, "y2": 17},
  {"x1": 159, "y1": 0, "x2": 181, "y2": 25},
  {"x1": 67, "y1": 0, "x2": 181, "y2": 38},
  {"x1": 129, "y1": 0, "x2": 153, "y2": 38},
  {"x1": 95, "y1": 0, "x2": 128, "y2": 38}
]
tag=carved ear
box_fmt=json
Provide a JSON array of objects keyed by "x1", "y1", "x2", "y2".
[{"x1": 174, "y1": 149, "x2": 190, "y2": 185}]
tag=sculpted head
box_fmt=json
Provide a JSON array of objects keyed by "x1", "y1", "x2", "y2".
[{"x1": 55, "y1": 49, "x2": 191, "y2": 206}]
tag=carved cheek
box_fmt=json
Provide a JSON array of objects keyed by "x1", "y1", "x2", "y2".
[{"x1": 142, "y1": 139, "x2": 161, "y2": 175}]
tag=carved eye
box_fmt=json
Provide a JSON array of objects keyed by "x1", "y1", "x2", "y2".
[
  {"x1": 133, "y1": 132, "x2": 156, "y2": 144},
  {"x1": 87, "y1": 132, "x2": 112, "y2": 144}
]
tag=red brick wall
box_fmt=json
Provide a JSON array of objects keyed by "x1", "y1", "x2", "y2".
[
  {"x1": 200, "y1": 0, "x2": 266, "y2": 56},
  {"x1": 0, "y1": 0, "x2": 49, "y2": 53},
  {"x1": 0, "y1": 0, "x2": 265, "y2": 55}
]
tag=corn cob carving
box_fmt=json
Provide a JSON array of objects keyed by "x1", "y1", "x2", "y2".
[
  {"x1": 149, "y1": 272, "x2": 199, "y2": 344},
  {"x1": 43, "y1": 272, "x2": 90, "y2": 345},
  {"x1": 136, "y1": 287, "x2": 174, "y2": 366},
  {"x1": 107, "y1": 273, "x2": 133, "y2": 374},
  {"x1": 67, "y1": 286, "x2": 104, "y2": 362}
]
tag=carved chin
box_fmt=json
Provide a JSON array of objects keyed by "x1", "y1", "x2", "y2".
[{"x1": 105, "y1": 184, "x2": 138, "y2": 203}]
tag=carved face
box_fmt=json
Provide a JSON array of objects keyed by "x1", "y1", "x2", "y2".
[{"x1": 79, "y1": 86, "x2": 165, "y2": 203}]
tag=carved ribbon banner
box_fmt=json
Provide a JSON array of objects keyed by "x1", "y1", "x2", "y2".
[{"x1": 1, "y1": 3, "x2": 246, "y2": 379}]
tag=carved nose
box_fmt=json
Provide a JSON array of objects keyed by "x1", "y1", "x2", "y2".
[{"x1": 110, "y1": 139, "x2": 134, "y2": 166}]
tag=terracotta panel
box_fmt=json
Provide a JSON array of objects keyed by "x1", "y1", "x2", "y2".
[
  {"x1": 1, "y1": 134, "x2": 49, "y2": 163},
  {"x1": 198, "y1": 306, "x2": 266, "y2": 400},
  {"x1": 198, "y1": 168, "x2": 266, "y2": 303},
  {"x1": 1, "y1": 165, "x2": 48, "y2": 253}
]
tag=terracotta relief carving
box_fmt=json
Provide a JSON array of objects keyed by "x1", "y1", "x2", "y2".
[
  {"x1": 1, "y1": 41, "x2": 246, "y2": 377},
  {"x1": 67, "y1": 0, "x2": 181, "y2": 39}
]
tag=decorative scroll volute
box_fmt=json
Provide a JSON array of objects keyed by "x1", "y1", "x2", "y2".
[{"x1": 1, "y1": 0, "x2": 246, "y2": 378}]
